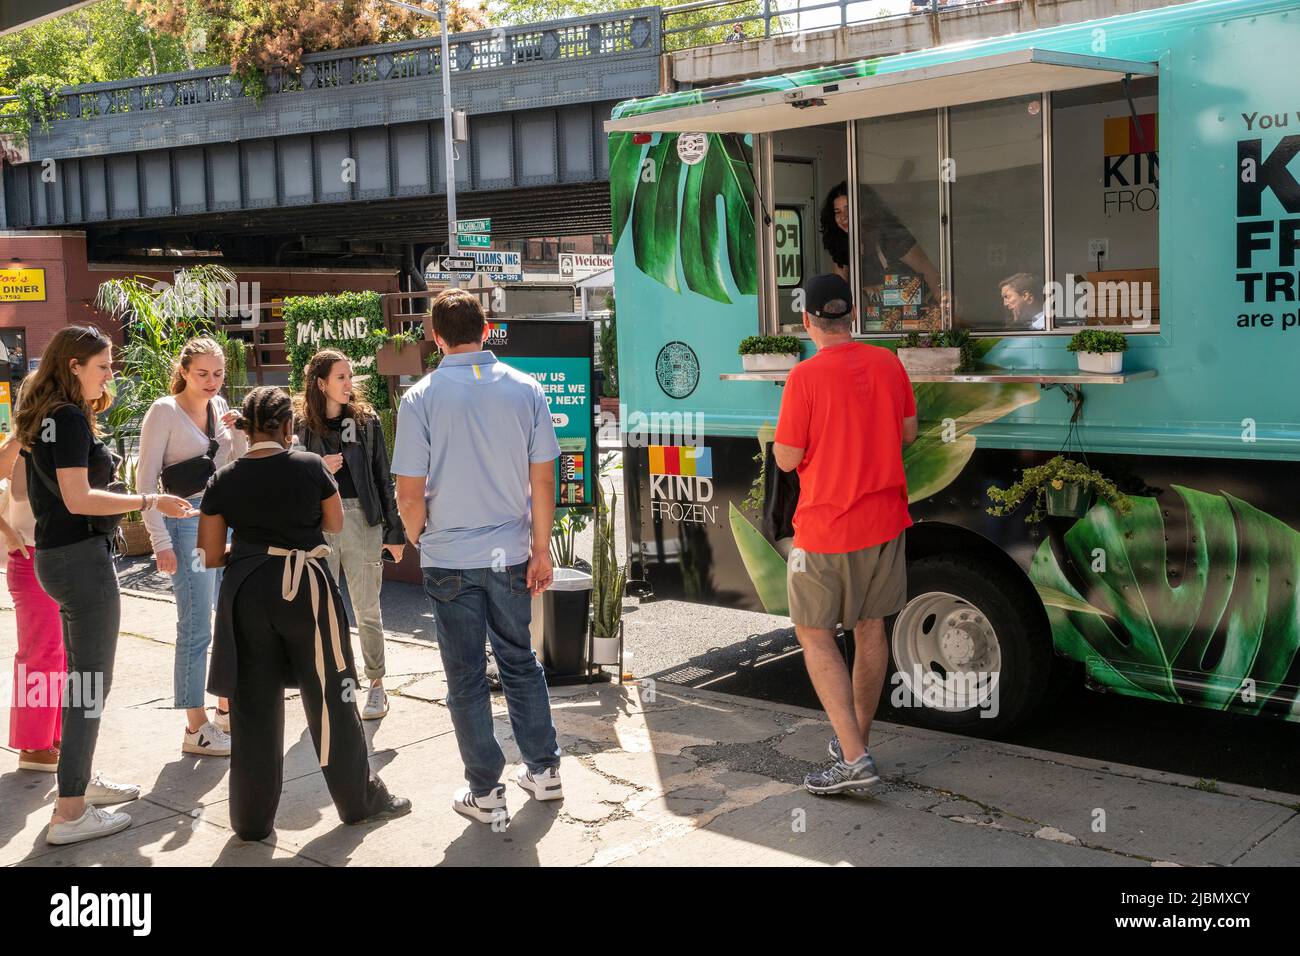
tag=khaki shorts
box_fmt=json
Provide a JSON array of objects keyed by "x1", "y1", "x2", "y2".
[{"x1": 787, "y1": 532, "x2": 907, "y2": 629}]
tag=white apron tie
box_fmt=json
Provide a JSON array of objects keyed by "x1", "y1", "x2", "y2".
[{"x1": 266, "y1": 544, "x2": 345, "y2": 767}]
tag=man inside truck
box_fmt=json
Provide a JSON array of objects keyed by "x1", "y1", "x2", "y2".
[
  {"x1": 998, "y1": 272, "x2": 1046, "y2": 331},
  {"x1": 773, "y1": 273, "x2": 918, "y2": 796}
]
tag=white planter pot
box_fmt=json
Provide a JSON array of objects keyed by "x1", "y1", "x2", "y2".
[
  {"x1": 897, "y1": 347, "x2": 961, "y2": 374},
  {"x1": 1076, "y1": 351, "x2": 1124, "y2": 373},
  {"x1": 741, "y1": 352, "x2": 799, "y2": 372},
  {"x1": 590, "y1": 635, "x2": 622, "y2": 666}
]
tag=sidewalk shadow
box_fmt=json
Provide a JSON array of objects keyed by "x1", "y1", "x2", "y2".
[
  {"x1": 437, "y1": 798, "x2": 557, "y2": 867},
  {"x1": 146, "y1": 754, "x2": 232, "y2": 853},
  {"x1": 0, "y1": 769, "x2": 55, "y2": 853}
]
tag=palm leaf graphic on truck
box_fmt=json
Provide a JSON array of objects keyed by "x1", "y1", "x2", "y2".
[{"x1": 1032, "y1": 488, "x2": 1300, "y2": 715}]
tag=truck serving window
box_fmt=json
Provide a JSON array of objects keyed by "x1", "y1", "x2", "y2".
[
  {"x1": 1050, "y1": 78, "x2": 1159, "y2": 331},
  {"x1": 854, "y1": 110, "x2": 944, "y2": 333}
]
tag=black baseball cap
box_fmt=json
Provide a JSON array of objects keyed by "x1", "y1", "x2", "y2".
[{"x1": 805, "y1": 273, "x2": 853, "y2": 320}]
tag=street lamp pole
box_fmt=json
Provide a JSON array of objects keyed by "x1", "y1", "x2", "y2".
[
  {"x1": 437, "y1": 0, "x2": 459, "y2": 289},
  {"x1": 370, "y1": 0, "x2": 461, "y2": 288}
]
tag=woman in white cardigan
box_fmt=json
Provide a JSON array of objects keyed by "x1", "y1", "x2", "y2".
[{"x1": 136, "y1": 337, "x2": 246, "y2": 757}]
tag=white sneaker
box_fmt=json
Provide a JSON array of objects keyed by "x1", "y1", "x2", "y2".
[
  {"x1": 64, "y1": 772, "x2": 141, "y2": 807},
  {"x1": 46, "y1": 805, "x2": 132, "y2": 845},
  {"x1": 361, "y1": 684, "x2": 389, "y2": 720},
  {"x1": 213, "y1": 708, "x2": 231, "y2": 734},
  {"x1": 183, "y1": 721, "x2": 232, "y2": 757},
  {"x1": 514, "y1": 765, "x2": 564, "y2": 802},
  {"x1": 452, "y1": 785, "x2": 508, "y2": 825}
]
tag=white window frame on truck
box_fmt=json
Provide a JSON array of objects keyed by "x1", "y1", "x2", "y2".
[{"x1": 607, "y1": 48, "x2": 1160, "y2": 339}]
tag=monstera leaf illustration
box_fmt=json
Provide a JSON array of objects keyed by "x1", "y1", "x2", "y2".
[
  {"x1": 904, "y1": 377, "x2": 1040, "y2": 503},
  {"x1": 1031, "y1": 487, "x2": 1300, "y2": 715},
  {"x1": 609, "y1": 132, "x2": 756, "y2": 304},
  {"x1": 729, "y1": 501, "x2": 790, "y2": 616}
]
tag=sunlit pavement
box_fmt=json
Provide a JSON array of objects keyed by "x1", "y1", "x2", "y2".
[{"x1": 1, "y1": 585, "x2": 1296, "y2": 867}]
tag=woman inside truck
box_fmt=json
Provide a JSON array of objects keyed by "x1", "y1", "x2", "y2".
[{"x1": 819, "y1": 181, "x2": 945, "y2": 325}]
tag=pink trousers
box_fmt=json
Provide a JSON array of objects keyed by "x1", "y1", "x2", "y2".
[{"x1": 8, "y1": 548, "x2": 65, "y2": 750}]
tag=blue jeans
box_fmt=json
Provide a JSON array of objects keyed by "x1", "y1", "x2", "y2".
[
  {"x1": 423, "y1": 562, "x2": 560, "y2": 795},
  {"x1": 165, "y1": 495, "x2": 222, "y2": 709}
]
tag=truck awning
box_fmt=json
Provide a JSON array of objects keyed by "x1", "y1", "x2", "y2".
[{"x1": 605, "y1": 48, "x2": 1157, "y2": 134}]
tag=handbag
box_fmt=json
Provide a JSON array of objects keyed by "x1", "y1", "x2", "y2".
[
  {"x1": 159, "y1": 401, "x2": 219, "y2": 498},
  {"x1": 28, "y1": 442, "x2": 129, "y2": 537}
]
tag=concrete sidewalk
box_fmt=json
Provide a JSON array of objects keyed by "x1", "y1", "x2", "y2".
[{"x1": 1, "y1": 588, "x2": 1296, "y2": 867}]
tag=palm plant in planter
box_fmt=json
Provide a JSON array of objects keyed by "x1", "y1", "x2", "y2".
[
  {"x1": 986, "y1": 455, "x2": 1132, "y2": 522},
  {"x1": 117, "y1": 456, "x2": 153, "y2": 557},
  {"x1": 1068, "y1": 328, "x2": 1128, "y2": 373},
  {"x1": 739, "y1": 335, "x2": 801, "y2": 372}
]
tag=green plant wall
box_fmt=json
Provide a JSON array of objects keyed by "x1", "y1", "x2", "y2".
[{"x1": 281, "y1": 290, "x2": 390, "y2": 410}]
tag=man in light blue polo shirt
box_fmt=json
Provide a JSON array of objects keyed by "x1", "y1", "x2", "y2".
[{"x1": 392, "y1": 289, "x2": 563, "y2": 825}]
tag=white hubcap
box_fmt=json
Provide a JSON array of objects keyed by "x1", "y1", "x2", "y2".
[{"x1": 892, "y1": 592, "x2": 1003, "y2": 712}]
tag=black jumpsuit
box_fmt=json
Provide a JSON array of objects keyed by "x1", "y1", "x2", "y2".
[{"x1": 201, "y1": 446, "x2": 392, "y2": 841}]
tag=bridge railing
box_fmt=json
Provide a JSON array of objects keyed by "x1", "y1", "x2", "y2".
[
  {"x1": 660, "y1": 0, "x2": 1002, "y2": 52},
  {"x1": 47, "y1": 7, "x2": 661, "y2": 123}
]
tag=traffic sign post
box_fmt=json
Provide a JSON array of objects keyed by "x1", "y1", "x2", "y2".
[{"x1": 438, "y1": 255, "x2": 477, "y2": 273}]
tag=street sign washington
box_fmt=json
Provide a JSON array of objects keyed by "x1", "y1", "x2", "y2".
[{"x1": 455, "y1": 218, "x2": 491, "y2": 234}]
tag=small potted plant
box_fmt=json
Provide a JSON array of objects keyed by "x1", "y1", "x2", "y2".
[
  {"x1": 1068, "y1": 328, "x2": 1128, "y2": 373},
  {"x1": 374, "y1": 327, "x2": 439, "y2": 377},
  {"x1": 896, "y1": 328, "x2": 973, "y2": 374},
  {"x1": 738, "y1": 335, "x2": 801, "y2": 372},
  {"x1": 986, "y1": 455, "x2": 1132, "y2": 522},
  {"x1": 590, "y1": 479, "x2": 626, "y2": 668}
]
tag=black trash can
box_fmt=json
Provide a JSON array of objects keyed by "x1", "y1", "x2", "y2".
[{"x1": 538, "y1": 567, "x2": 593, "y2": 679}]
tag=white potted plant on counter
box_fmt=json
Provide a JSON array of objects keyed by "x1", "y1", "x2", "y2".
[
  {"x1": 896, "y1": 329, "x2": 973, "y2": 374},
  {"x1": 738, "y1": 335, "x2": 801, "y2": 372},
  {"x1": 1068, "y1": 328, "x2": 1128, "y2": 373}
]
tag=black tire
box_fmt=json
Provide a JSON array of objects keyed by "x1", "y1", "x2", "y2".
[{"x1": 878, "y1": 553, "x2": 1054, "y2": 737}]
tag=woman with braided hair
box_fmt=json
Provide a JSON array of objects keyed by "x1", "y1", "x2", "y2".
[{"x1": 197, "y1": 386, "x2": 410, "y2": 840}]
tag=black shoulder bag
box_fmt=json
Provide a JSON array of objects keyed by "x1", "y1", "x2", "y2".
[
  {"x1": 28, "y1": 421, "x2": 129, "y2": 538},
  {"x1": 159, "y1": 401, "x2": 219, "y2": 498}
]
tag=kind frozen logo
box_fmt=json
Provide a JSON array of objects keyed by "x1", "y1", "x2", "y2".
[
  {"x1": 486, "y1": 322, "x2": 508, "y2": 347},
  {"x1": 648, "y1": 444, "x2": 715, "y2": 525}
]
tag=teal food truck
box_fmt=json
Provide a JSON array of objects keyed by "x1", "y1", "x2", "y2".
[{"x1": 604, "y1": 0, "x2": 1300, "y2": 733}]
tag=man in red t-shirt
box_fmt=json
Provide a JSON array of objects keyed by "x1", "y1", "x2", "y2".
[{"x1": 774, "y1": 273, "x2": 918, "y2": 795}]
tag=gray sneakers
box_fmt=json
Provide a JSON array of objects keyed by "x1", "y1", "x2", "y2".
[
  {"x1": 46, "y1": 805, "x2": 132, "y2": 845},
  {"x1": 805, "y1": 752, "x2": 881, "y2": 795}
]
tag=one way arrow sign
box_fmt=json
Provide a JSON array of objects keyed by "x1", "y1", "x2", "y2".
[{"x1": 439, "y1": 255, "x2": 477, "y2": 272}]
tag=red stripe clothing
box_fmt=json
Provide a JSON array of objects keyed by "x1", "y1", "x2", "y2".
[{"x1": 774, "y1": 341, "x2": 916, "y2": 553}]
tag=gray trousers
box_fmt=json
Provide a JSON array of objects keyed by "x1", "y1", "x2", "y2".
[
  {"x1": 324, "y1": 499, "x2": 386, "y2": 681},
  {"x1": 33, "y1": 534, "x2": 120, "y2": 799}
]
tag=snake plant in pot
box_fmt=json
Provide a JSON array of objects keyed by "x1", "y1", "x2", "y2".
[{"x1": 590, "y1": 479, "x2": 626, "y2": 668}]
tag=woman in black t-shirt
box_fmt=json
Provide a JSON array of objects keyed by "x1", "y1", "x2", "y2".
[
  {"x1": 198, "y1": 386, "x2": 409, "y2": 840},
  {"x1": 13, "y1": 325, "x2": 193, "y2": 847}
]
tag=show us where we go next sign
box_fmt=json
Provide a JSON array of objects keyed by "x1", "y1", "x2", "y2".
[{"x1": 489, "y1": 319, "x2": 595, "y2": 508}]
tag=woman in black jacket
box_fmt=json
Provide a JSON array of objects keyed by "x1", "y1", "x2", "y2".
[
  {"x1": 198, "y1": 386, "x2": 409, "y2": 840},
  {"x1": 294, "y1": 349, "x2": 404, "y2": 721}
]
